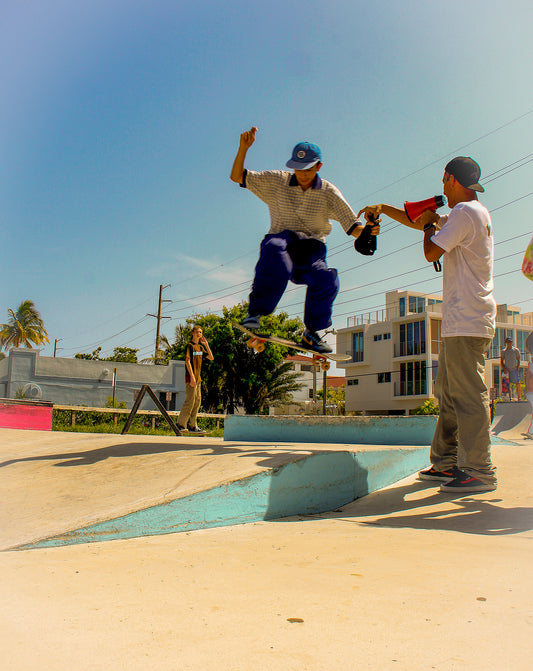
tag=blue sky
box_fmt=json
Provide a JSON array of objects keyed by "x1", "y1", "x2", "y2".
[{"x1": 2, "y1": 0, "x2": 532, "y2": 362}]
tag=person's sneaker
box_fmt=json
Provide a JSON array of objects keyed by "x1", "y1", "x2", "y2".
[
  {"x1": 187, "y1": 425, "x2": 205, "y2": 434},
  {"x1": 440, "y1": 471, "x2": 497, "y2": 493},
  {"x1": 240, "y1": 315, "x2": 261, "y2": 330},
  {"x1": 418, "y1": 466, "x2": 457, "y2": 482},
  {"x1": 301, "y1": 329, "x2": 332, "y2": 354},
  {"x1": 177, "y1": 424, "x2": 186, "y2": 432}
]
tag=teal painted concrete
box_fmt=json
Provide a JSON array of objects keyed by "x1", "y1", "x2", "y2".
[
  {"x1": 17, "y1": 446, "x2": 430, "y2": 550},
  {"x1": 224, "y1": 415, "x2": 437, "y2": 446}
]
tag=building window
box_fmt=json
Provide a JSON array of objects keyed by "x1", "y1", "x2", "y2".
[
  {"x1": 353, "y1": 331, "x2": 364, "y2": 362},
  {"x1": 378, "y1": 372, "x2": 391, "y2": 383},
  {"x1": 399, "y1": 296, "x2": 406, "y2": 317},
  {"x1": 374, "y1": 334, "x2": 382, "y2": 341},
  {"x1": 409, "y1": 295, "x2": 425, "y2": 314},
  {"x1": 347, "y1": 378, "x2": 359, "y2": 386},
  {"x1": 399, "y1": 320, "x2": 426, "y2": 356},
  {"x1": 517, "y1": 330, "x2": 530, "y2": 357},
  {"x1": 383, "y1": 333, "x2": 391, "y2": 340},
  {"x1": 399, "y1": 361, "x2": 427, "y2": 395},
  {"x1": 301, "y1": 364, "x2": 314, "y2": 372}
]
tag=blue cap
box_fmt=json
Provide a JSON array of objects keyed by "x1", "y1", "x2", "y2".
[{"x1": 286, "y1": 141, "x2": 322, "y2": 170}]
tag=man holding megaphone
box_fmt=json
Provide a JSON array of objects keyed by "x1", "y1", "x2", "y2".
[{"x1": 358, "y1": 157, "x2": 497, "y2": 493}]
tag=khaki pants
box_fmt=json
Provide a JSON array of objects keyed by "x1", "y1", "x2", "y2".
[
  {"x1": 178, "y1": 383, "x2": 201, "y2": 428},
  {"x1": 431, "y1": 336, "x2": 497, "y2": 485}
]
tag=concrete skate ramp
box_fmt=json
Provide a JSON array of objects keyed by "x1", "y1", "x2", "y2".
[
  {"x1": 0, "y1": 428, "x2": 430, "y2": 551},
  {"x1": 491, "y1": 401, "x2": 532, "y2": 440}
]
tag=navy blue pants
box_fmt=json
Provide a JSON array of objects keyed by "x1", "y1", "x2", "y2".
[{"x1": 248, "y1": 231, "x2": 339, "y2": 332}]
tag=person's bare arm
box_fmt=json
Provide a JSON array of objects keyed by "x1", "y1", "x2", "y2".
[
  {"x1": 358, "y1": 203, "x2": 417, "y2": 229},
  {"x1": 230, "y1": 126, "x2": 258, "y2": 183}
]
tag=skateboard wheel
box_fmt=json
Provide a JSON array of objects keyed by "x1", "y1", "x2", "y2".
[
  {"x1": 255, "y1": 342, "x2": 265, "y2": 353},
  {"x1": 321, "y1": 362, "x2": 330, "y2": 371},
  {"x1": 247, "y1": 338, "x2": 255, "y2": 349}
]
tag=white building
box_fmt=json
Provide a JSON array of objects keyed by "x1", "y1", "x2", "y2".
[
  {"x1": 270, "y1": 354, "x2": 345, "y2": 415},
  {"x1": 336, "y1": 290, "x2": 532, "y2": 415},
  {"x1": 0, "y1": 348, "x2": 185, "y2": 410}
]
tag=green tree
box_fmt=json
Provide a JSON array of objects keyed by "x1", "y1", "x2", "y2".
[
  {"x1": 140, "y1": 335, "x2": 171, "y2": 365},
  {"x1": 0, "y1": 300, "x2": 49, "y2": 350},
  {"x1": 411, "y1": 398, "x2": 440, "y2": 415},
  {"x1": 75, "y1": 347, "x2": 103, "y2": 360},
  {"x1": 105, "y1": 347, "x2": 138, "y2": 363},
  {"x1": 317, "y1": 386, "x2": 346, "y2": 414},
  {"x1": 169, "y1": 302, "x2": 305, "y2": 414},
  {"x1": 75, "y1": 346, "x2": 138, "y2": 363}
]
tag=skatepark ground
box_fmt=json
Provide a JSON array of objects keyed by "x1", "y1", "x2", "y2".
[{"x1": 1, "y1": 409, "x2": 532, "y2": 670}]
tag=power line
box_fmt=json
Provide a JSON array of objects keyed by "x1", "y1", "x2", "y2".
[{"x1": 61, "y1": 114, "x2": 533, "y2": 353}]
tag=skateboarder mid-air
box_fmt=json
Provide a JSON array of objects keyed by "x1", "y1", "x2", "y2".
[{"x1": 230, "y1": 126, "x2": 380, "y2": 354}]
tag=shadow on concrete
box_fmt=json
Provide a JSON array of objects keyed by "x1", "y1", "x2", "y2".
[
  {"x1": 313, "y1": 480, "x2": 533, "y2": 536},
  {"x1": 0, "y1": 441, "x2": 317, "y2": 469}
]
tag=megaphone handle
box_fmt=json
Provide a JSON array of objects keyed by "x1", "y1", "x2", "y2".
[
  {"x1": 367, "y1": 213, "x2": 378, "y2": 252},
  {"x1": 433, "y1": 260, "x2": 442, "y2": 272}
]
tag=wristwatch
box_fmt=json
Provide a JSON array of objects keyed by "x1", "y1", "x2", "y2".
[{"x1": 423, "y1": 222, "x2": 436, "y2": 232}]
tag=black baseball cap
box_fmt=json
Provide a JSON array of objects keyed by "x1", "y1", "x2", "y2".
[{"x1": 445, "y1": 156, "x2": 484, "y2": 193}]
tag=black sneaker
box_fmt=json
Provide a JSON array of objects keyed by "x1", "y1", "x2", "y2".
[
  {"x1": 240, "y1": 315, "x2": 261, "y2": 330},
  {"x1": 301, "y1": 330, "x2": 332, "y2": 354},
  {"x1": 418, "y1": 466, "x2": 456, "y2": 482},
  {"x1": 440, "y1": 471, "x2": 497, "y2": 493},
  {"x1": 177, "y1": 424, "x2": 186, "y2": 432}
]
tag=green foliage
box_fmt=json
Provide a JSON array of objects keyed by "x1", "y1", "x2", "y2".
[
  {"x1": 169, "y1": 302, "x2": 305, "y2": 414},
  {"x1": 104, "y1": 396, "x2": 127, "y2": 409},
  {"x1": 0, "y1": 300, "x2": 49, "y2": 350},
  {"x1": 75, "y1": 346, "x2": 139, "y2": 363},
  {"x1": 14, "y1": 386, "x2": 29, "y2": 399},
  {"x1": 411, "y1": 398, "x2": 440, "y2": 415},
  {"x1": 75, "y1": 347, "x2": 103, "y2": 360},
  {"x1": 52, "y1": 409, "x2": 223, "y2": 437},
  {"x1": 316, "y1": 386, "x2": 346, "y2": 414}
]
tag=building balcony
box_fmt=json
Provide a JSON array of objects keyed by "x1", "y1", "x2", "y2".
[{"x1": 394, "y1": 342, "x2": 426, "y2": 358}]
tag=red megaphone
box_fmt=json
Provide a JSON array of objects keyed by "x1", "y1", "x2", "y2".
[{"x1": 404, "y1": 195, "x2": 446, "y2": 222}]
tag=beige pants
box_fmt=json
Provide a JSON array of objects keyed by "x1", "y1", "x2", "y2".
[
  {"x1": 431, "y1": 336, "x2": 497, "y2": 485},
  {"x1": 178, "y1": 383, "x2": 201, "y2": 429}
]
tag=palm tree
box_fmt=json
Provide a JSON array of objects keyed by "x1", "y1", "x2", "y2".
[{"x1": 0, "y1": 300, "x2": 50, "y2": 350}]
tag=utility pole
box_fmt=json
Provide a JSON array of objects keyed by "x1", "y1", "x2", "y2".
[
  {"x1": 147, "y1": 284, "x2": 171, "y2": 364},
  {"x1": 53, "y1": 339, "x2": 63, "y2": 357}
]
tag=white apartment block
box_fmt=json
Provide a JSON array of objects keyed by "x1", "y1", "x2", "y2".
[
  {"x1": 270, "y1": 354, "x2": 345, "y2": 415},
  {"x1": 336, "y1": 290, "x2": 533, "y2": 415}
]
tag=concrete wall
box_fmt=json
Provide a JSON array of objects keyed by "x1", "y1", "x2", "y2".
[{"x1": 0, "y1": 349, "x2": 186, "y2": 410}]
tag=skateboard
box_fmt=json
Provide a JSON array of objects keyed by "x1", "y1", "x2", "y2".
[
  {"x1": 235, "y1": 324, "x2": 351, "y2": 371},
  {"x1": 181, "y1": 428, "x2": 210, "y2": 436}
]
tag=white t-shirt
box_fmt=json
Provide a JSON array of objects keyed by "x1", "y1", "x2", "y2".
[{"x1": 432, "y1": 200, "x2": 496, "y2": 338}]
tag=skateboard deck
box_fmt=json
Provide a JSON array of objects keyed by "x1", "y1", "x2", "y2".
[
  {"x1": 235, "y1": 324, "x2": 350, "y2": 371},
  {"x1": 182, "y1": 428, "x2": 210, "y2": 436}
]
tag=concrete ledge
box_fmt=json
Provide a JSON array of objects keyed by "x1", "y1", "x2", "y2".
[
  {"x1": 14, "y1": 445, "x2": 430, "y2": 550},
  {"x1": 224, "y1": 414, "x2": 437, "y2": 445}
]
